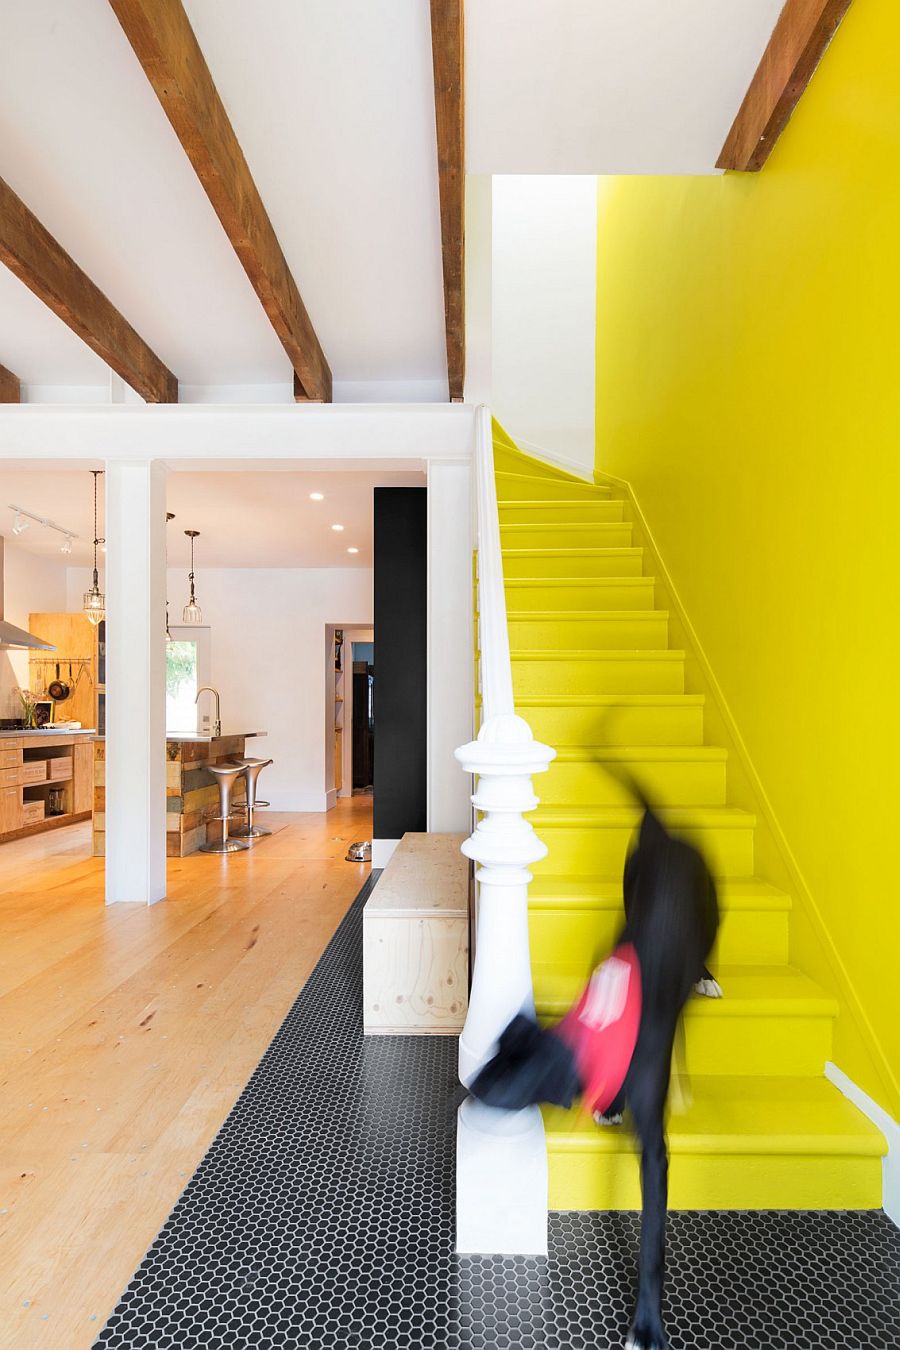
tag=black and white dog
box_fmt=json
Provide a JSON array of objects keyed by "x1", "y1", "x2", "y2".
[{"x1": 470, "y1": 805, "x2": 720, "y2": 1350}]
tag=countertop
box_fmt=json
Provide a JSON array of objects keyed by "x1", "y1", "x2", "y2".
[
  {"x1": 90, "y1": 731, "x2": 267, "y2": 743},
  {"x1": 0, "y1": 728, "x2": 97, "y2": 739}
]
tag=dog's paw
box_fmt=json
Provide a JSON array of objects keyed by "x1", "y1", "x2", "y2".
[
  {"x1": 625, "y1": 1322, "x2": 670, "y2": 1350},
  {"x1": 694, "y1": 976, "x2": 723, "y2": 998},
  {"x1": 593, "y1": 1110, "x2": 623, "y2": 1126}
]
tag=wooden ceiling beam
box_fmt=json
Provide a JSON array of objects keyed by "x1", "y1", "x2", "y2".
[
  {"x1": 429, "y1": 0, "x2": 465, "y2": 402},
  {"x1": 0, "y1": 363, "x2": 21, "y2": 404},
  {"x1": 717, "y1": 0, "x2": 854, "y2": 172},
  {"x1": 108, "y1": 0, "x2": 332, "y2": 403},
  {"x1": 0, "y1": 176, "x2": 177, "y2": 403}
]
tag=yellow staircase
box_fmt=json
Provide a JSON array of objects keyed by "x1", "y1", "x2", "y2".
[{"x1": 493, "y1": 435, "x2": 886, "y2": 1211}]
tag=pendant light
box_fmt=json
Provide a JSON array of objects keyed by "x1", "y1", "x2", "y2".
[
  {"x1": 182, "y1": 529, "x2": 202, "y2": 624},
  {"x1": 82, "y1": 470, "x2": 105, "y2": 626}
]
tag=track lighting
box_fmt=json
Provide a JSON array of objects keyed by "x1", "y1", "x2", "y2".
[
  {"x1": 12, "y1": 512, "x2": 28, "y2": 535},
  {"x1": 60, "y1": 535, "x2": 73, "y2": 555}
]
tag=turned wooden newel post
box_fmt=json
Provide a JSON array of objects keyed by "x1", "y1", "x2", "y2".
[{"x1": 454, "y1": 712, "x2": 555, "y2": 1255}]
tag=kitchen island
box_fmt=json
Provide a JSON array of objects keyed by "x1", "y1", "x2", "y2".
[{"x1": 92, "y1": 732, "x2": 267, "y2": 857}]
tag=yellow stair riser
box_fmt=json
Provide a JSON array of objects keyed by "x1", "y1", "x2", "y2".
[
  {"x1": 539, "y1": 755, "x2": 726, "y2": 806},
  {"x1": 529, "y1": 904, "x2": 790, "y2": 968},
  {"x1": 496, "y1": 473, "x2": 610, "y2": 502},
  {"x1": 547, "y1": 1150, "x2": 882, "y2": 1211},
  {"x1": 505, "y1": 579, "x2": 656, "y2": 611},
  {"x1": 523, "y1": 701, "x2": 703, "y2": 746},
  {"x1": 501, "y1": 522, "x2": 634, "y2": 549},
  {"x1": 507, "y1": 613, "x2": 668, "y2": 649},
  {"x1": 502, "y1": 549, "x2": 645, "y2": 579},
  {"x1": 493, "y1": 448, "x2": 570, "y2": 480},
  {"x1": 535, "y1": 1000, "x2": 832, "y2": 1076},
  {"x1": 500, "y1": 500, "x2": 625, "y2": 524},
  {"x1": 512, "y1": 654, "x2": 685, "y2": 696},
  {"x1": 531, "y1": 821, "x2": 753, "y2": 877}
]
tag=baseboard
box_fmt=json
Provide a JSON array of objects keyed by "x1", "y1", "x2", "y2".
[
  {"x1": 372, "y1": 838, "x2": 400, "y2": 868},
  {"x1": 596, "y1": 466, "x2": 900, "y2": 1118},
  {"x1": 826, "y1": 1063, "x2": 898, "y2": 1227},
  {"x1": 263, "y1": 792, "x2": 331, "y2": 812}
]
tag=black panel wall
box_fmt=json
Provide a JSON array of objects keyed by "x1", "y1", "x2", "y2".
[{"x1": 373, "y1": 487, "x2": 427, "y2": 841}]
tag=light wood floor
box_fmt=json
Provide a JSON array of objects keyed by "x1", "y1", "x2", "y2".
[{"x1": 0, "y1": 797, "x2": 373, "y2": 1350}]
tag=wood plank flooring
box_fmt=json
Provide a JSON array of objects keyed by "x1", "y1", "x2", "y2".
[{"x1": 0, "y1": 797, "x2": 372, "y2": 1350}]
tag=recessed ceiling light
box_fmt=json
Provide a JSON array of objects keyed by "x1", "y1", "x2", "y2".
[
  {"x1": 309, "y1": 492, "x2": 324, "y2": 501},
  {"x1": 347, "y1": 547, "x2": 359, "y2": 554},
  {"x1": 331, "y1": 523, "x2": 344, "y2": 532}
]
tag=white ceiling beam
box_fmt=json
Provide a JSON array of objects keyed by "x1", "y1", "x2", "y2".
[{"x1": 0, "y1": 403, "x2": 475, "y2": 465}]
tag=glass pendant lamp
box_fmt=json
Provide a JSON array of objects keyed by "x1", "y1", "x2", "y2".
[
  {"x1": 182, "y1": 529, "x2": 202, "y2": 624},
  {"x1": 83, "y1": 470, "x2": 105, "y2": 625}
]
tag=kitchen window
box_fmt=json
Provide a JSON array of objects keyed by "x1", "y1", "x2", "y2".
[{"x1": 166, "y1": 627, "x2": 211, "y2": 734}]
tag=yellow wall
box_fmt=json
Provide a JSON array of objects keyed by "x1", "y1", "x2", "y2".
[{"x1": 596, "y1": 0, "x2": 900, "y2": 1114}]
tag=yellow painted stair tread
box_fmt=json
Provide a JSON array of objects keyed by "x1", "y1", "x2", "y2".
[
  {"x1": 509, "y1": 649, "x2": 685, "y2": 662},
  {"x1": 501, "y1": 547, "x2": 643, "y2": 559},
  {"x1": 513, "y1": 692, "x2": 698, "y2": 706},
  {"x1": 505, "y1": 609, "x2": 668, "y2": 621},
  {"x1": 550, "y1": 744, "x2": 726, "y2": 762},
  {"x1": 529, "y1": 805, "x2": 749, "y2": 829},
  {"x1": 534, "y1": 965, "x2": 838, "y2": 1019},
  {"x1": 528, "y1": 875, "x2": 791, "y2": 911},
  {"x1": 543, "y1": 1076, "x2": 886, "y2": 1157}
]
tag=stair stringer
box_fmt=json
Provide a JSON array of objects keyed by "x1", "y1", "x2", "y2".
[{"x1": 594, "y1": 464, "x2": 900, "y2": 1125}]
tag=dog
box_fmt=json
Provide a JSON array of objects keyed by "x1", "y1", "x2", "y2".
[{"x1": 469, "y1": 803, "x2": 720, "y2": 1350}]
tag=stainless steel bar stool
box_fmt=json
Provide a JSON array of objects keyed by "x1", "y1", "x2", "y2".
[
  {"x1": 200, "y1": 763, "x2": 250, "y2": 854},
  {"x1": 230, "y1": 757, "x2": 273, "y2": 839}
]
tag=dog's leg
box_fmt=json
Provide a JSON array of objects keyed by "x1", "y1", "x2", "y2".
[
  {"x1": 693, "y1": 963, "x2": 722, "y2": 999},
  {"x1": 625, "y1": 1072, "x2": 671, "y2": 1350}
]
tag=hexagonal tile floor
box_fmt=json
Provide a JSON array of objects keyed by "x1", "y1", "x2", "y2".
[{"x1": 95, "y1": 875, "x2": 900, "y2": 1350}]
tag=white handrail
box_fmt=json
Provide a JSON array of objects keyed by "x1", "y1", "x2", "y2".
[
  {"x1": 454, "y1": 405, "x2": 556, "y2": 1256},
  {"x1": 472, "y1": 404, "x2": 514, "y2": 718}
]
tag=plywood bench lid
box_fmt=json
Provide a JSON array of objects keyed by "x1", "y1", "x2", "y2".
[{"x1": 366, "y1": 832, "x2": 468, "y2": 918}]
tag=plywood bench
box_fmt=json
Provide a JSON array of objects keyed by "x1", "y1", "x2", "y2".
[{"x1": 363, "y1": 832, "x2": 469, "y2": 1035}]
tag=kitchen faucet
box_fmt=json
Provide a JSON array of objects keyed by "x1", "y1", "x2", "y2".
[{"x1": 195, "y1": 686, "x2": 221, "y2": 737}]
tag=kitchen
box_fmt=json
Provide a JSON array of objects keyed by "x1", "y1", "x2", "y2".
[{"x1": 0, "y1": 466, "x2": 419, "y2": 870}]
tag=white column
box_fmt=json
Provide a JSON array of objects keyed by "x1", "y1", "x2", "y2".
[
  {"x1": 464, "y1": 174, "x2": 492, "y2": 406},
  {"x1": 427, "y1": 458, "x2": 474, "y2": 833},
  {"x1": 455, "y1": 712, "x2": 555, "y2": 1255},
  {"x1": 105, "y1": 460, "x2": 168, "y2": 905}
]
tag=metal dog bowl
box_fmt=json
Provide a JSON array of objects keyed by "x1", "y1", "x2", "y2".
[{"x1": 345, "y1": 840, "x2": 372, "y2": 862}]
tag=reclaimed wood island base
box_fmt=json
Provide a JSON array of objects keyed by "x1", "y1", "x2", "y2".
[{"x1": 92, "y1": 732, "x2": 267, "y2": 857}]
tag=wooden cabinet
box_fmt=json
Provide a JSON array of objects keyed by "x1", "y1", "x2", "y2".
[
  {"x1": 0, "y1": 734, "x2": 95, "y2": 843},
  {"x1": 0, "y1": 784, "x2": 21, "y2": 835}
]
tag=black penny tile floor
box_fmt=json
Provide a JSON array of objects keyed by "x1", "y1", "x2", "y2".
[{"x1": 95, "y1": 874, "x2": 900, "y2": 1350}]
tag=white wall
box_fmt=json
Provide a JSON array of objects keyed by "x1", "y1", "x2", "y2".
[
  {"x1": 69, "y1": 565, "x2": 373, "y2": 812},
  {"x1": 0, "y1": 538, "x2": 69, "y2": 717},
  {"x1": 491, "y1": 175, "x2": 597, "y2": 477}
]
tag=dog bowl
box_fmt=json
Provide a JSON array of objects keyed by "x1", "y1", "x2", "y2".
[{"x1": 345, "y1": 840, "x2": 372, "y2": 862}]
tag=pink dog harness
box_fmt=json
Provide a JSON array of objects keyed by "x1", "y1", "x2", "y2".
[{"x1": 553, "y1": 943, "x2": 642, "y2": 1117}]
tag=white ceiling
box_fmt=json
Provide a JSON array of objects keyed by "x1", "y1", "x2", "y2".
[
  {"x1": 0, "y1": 0, "x2": 447, "y2": 401},
  {"x1": 466, "y1": 0, "x2": 785, "y2": 174},
  {"x1": 0, "y1": 1, "x2": 783, "y2": 397},
  {"x1": 0, "y1": 469, "x2": 424, "y2": 568}
]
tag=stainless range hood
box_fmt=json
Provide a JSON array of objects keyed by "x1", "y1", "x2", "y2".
[{"x1": 0, "y1": 537, "x2": 56, "y2": 651}]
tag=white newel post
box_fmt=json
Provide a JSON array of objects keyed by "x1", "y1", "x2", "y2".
[
  {"x1": 454, "y1": 404, "x2": 556, "y2": 1255},
  {"x1": 455, "y1": 715, "x2": 555, "y2": 1255},
  {"x1": 105, "y1": 459, "x2": 168, "y2": 906}
]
